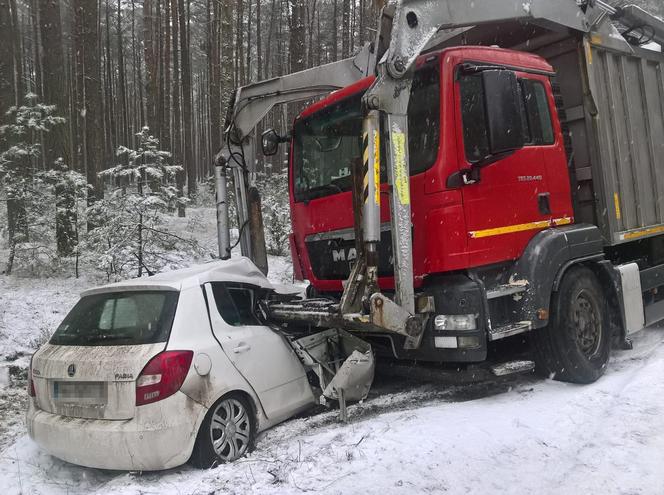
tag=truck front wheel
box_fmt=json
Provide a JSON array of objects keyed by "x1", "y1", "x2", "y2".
[{"x1": 531, "y1": 266, "x2": 611, "y2": 384}]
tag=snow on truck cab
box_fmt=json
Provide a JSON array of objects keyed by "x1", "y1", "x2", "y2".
[
  {"x1": 219, "y1": 1, "x2": 664, "y2": 386},
  {"x1": 27, "y1": 258, "x2": 373, "y2": 470}
]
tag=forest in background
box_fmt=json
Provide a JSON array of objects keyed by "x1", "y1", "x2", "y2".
[
  {"x1": 0, "y1": 0, "x2": 662, "y2": 280},
  {"x1": 0, "y1": 0, "x2": 377, "y2": 278}
]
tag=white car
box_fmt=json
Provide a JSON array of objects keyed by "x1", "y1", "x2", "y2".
[{"x1": 26, "y1": 258, "x2": 373, "y2": 470}]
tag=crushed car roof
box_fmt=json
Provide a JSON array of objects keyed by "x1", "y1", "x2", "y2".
[{"x1": 81, "y1": 257, "x2": 276, "y2": 296}]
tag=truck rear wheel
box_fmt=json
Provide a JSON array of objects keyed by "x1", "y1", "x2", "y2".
[{"x1": 531, "y1": 266, "x2": 611, "y2": 384}]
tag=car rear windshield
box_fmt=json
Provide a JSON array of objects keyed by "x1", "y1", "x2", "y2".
[{"x1": 49, "y1": 291, "x2": 179, "y2": 346}]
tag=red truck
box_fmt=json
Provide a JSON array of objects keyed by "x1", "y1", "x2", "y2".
[{"x1": 218, "y1": 1, "x2": 664, "y2": 385}]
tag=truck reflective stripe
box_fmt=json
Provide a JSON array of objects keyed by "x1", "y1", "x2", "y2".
[{"x1": 469, "y1": 217, "x2": 572, "y2": 238}]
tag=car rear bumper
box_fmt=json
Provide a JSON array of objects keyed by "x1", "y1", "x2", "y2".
[{"x1": 26, "y1": 392, "x2": 207, "y2": 471}]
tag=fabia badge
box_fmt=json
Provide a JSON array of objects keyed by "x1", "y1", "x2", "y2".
[{"x1": 67, "y1": 364, "x2": 76, "y2": 377}]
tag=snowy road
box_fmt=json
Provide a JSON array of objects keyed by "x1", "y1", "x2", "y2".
[{"x1": 1, "y1": 326, "x2": 663, "y2": 494}]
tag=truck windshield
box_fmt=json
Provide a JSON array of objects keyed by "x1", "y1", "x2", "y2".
[
  {"x1": 49, "y1": 291, "x2": 179, "y2": 346},
  {"x1": 293, "y1": 64, "x2": 440, "y2": 202}
]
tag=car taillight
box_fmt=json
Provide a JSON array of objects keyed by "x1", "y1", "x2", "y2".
[
  {"x1": 28, "y1": 356, "x2": 36, "y2": 397},
  {"x1": 135, "y1": 351, "x2": 193, "y2": 406}
]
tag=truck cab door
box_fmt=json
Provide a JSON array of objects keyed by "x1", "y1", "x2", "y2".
[
  {"x1": 455, "y1": 70, "x2": 563, "y2": 266},
  {"x1": 204, "y1": 283, "x2": 315, "y2": 421}
]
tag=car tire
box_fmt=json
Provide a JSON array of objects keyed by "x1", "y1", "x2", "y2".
[
  {"x1": 531, "y1": 266, "x2": 611, "y2": 384},
  {"x1": 190, "y1": 394, "x2": 256, "y2": 468}
]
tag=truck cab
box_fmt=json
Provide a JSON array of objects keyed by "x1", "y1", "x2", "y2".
[{"x1": 288, "y1": 47, "x2": 575, "y2": 360}]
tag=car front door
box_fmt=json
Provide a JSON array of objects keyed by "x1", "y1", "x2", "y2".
[{"x1": 204, "y1": 283, "x2": 315, "y2": 421}]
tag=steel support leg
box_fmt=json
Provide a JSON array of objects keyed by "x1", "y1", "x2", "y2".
[{"x1": 385, "y1": 113, "x2": 415, "y2": 314}]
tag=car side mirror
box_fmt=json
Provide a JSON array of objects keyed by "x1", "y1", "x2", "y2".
[
  {"x1": 261, "y1": 128, "x2": 282, "y2": 156},
  {"x1": 481, "y1": 70, "x2": 525, "y2": 157}
]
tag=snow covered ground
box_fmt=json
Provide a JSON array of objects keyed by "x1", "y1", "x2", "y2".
[
  {"x1": 1, "y1": 326, "x2": 663, "y2": 494},
  {"x1": 1, "y1": 207, "x2": 663, "y2": 494}
]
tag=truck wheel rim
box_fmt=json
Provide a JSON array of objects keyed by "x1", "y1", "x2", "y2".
[
  {"x1": 572, "y1": 289, "x2": 601, "y2": 358},
  {"x1": 209, "y1": 398, "x2": 251, "y2": 462}
]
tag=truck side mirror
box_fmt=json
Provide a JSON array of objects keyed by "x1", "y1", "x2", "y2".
[
  {"x1": 481, "y1": 70, "x2": 525, "y2": 156},
  {"x1": 261, "y1": 129, "x2": 281, "y2": 156}
]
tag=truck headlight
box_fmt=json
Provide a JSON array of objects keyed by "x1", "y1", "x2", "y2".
[{"x1": 434, "y1": 314, "x2": 477, "y2": 331}]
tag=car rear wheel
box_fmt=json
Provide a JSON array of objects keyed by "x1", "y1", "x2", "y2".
[
  {"x1": 531, "y1": 266, "x2": 611, "y2": 384},
  {"x1": 190, "y1": 394, "x2": 255, "y2": 468}
]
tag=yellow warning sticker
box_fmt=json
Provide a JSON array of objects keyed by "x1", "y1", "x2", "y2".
[
  {"x1": 614, "y1": 192, "x2": 622, "y2": 221},
  {"x1": 373, "y1": 130, "x2": 381, "y2": 205},
  {"x1": 392, "y1": 130, "x2": 410, "y2": 206}
]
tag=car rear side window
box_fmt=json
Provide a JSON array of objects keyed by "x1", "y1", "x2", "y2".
[
  {"x1": 50, "y1": 291, "x2": 179, "y2": 346},
  {"x1": 210, "y1": 283, "x2": 260, "y2": 326}
]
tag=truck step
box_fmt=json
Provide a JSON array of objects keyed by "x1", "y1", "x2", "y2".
[
  {"x1": 486, "y1": 283, "x2": 528, "y2": 300},
  {"x1": 488, "y1": 321, "x2": 532, "y2": 341},
  {"x1": 490, "y1": 360, "x2": 535, "y2": 377}
]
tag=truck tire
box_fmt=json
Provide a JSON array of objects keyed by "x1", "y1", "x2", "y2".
[
  {"x1": 190, "y1": 394, "x2": 256, "y2": 468},
  {"x1": 531, "y1": 266, "x2": 611, "y2": 384}
]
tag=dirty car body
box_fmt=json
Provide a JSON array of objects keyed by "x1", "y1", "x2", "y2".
[{"x1": 26, "y1": 258, "x2": 373, "y2": 470}]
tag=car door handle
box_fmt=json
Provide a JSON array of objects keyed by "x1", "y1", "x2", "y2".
[{"x1": 233, "y1": 343, "x2": 251, "y2": 354}]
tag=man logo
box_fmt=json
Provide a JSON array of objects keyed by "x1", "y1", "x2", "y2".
[
  {"x1": 332, "y1": 248, "x2": 357, "y2": 262},
  {"x1": 67, "y1": 364, "x2": 76, "y2": 377}
]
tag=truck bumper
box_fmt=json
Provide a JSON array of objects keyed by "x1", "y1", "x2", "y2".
[{"x1": 389, "y1": 273, "x2": 488, "y2": 363}]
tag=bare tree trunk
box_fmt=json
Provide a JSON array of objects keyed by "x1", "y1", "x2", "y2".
[
  {"x1": 236, "y1": 0, "x2": 245, "y2": 86},
  {"x1": 209, "y1": 0, "x2": 221, "y2": 158},
  {"x1": 171, "y1": 0, "x2": 184, "y2": 216},
  {"x1": 289, "y1": 0, "x2": 306, "y2": 72},
  {"x1": 38, "y1": 0, "x2": 69, "y2": 167},
  {"x1": 144, "y1": 0, "x2": 158, "y2": 133},
  {"x1": 256, "y1": 0, "x2": 262, "y2": 79},
  {"x1": 39, "y1": 0, "x2": 78, "y2": 255},
  {"x1": 117, "y1": 0, "x2": 129, "y2": 147},
  {"x1": 73, "y1": 0, "x2": 105, "y2": 208},
  {"x1": 341, "y1": 0, "x2": 350, "y2": 58},
  {"x1": 103, "y1": 0, "x2": 116, "y2": 162},
  {"x1": 163, "y1": 0, "x2": 171, "y2": 151},
  {"x1": 332, "y1": 0, "x2": 338, "y2": 61},
  {"x1": 264, "y1": 0, "x2": 276, "y2": 79},
  {"x1": 155, "y1": 0, "x2": 164, "y2": 143},
  {"x1": 1, "y1": 0, "x2": 25, "y2": 273},
  {"x1": 177, "y1": 0, "x2": 196, "y2": 198}
]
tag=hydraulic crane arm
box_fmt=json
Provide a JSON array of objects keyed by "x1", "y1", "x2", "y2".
[{"x1": 215, "y1": 44, "x2": 374, "y2": 266}]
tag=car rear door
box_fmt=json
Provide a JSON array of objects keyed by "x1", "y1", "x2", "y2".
[{"x1": 204, "y1": 283, "x2": 314, "y2": 420}]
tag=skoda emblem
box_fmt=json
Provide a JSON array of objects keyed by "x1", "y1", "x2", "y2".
[{"x1": 67, "y1": 364, "x2": 76, "y2": 377}]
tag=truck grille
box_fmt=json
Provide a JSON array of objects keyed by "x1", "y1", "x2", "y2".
[{"x1": 305, "y1": 227, "x2": 394, "y2": 280}]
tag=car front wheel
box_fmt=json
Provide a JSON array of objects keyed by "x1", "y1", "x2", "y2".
[{"x1": 190, "y1": 394, "x2": 255, "y2": 468}]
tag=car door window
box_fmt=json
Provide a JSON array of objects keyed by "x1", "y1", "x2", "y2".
[{"x1": 210, "y1": 283, "x2": 260, "y2": 326}]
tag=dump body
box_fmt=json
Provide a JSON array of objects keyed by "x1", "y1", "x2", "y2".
[{"x1": 584, "y1": 42, "x2": 664, "y2": 244}]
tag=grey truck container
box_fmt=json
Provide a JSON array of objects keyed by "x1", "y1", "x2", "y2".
[{"x1": 437, "y1": 23, "x2": 664, "y2": 246}]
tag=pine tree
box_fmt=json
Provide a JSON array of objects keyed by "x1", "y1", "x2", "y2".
[{"x1": 86, "y1": 127, "x2": 195, "y2": 280}]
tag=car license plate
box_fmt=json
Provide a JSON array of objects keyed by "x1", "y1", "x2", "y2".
[{"x1": 52, "y1": 381, "x2": 106, "y2": 403}]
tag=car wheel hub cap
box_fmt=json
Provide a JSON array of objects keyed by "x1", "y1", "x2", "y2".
[{"x1": 209, "y1": 398, "x2": 251, "y2": 462}]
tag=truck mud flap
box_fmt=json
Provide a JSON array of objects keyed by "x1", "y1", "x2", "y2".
[{"x1": 290, "y1": 328, "x2": 374, "y2": 403}]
